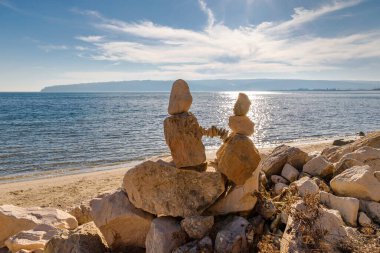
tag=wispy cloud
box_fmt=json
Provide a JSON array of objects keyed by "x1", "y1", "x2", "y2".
[
  {"x1": 39, "y1": 44, "x2": 68, "y2": 52},
  {"x1": 68, "y1": 0, "x2": 380, "y2": 81}
]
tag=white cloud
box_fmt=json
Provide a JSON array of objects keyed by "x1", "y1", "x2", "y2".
[
  {"x1": 39, "y1": 44, "x2": 68, "y2": 52},
  {"x1": 69, "y1": 0, "x2": 380, "y2": 82},
  {"x1": 76, "y1": 35, "x2": 104, "y2": 42}
]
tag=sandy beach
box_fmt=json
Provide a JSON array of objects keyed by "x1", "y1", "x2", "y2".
[{"x1": 0, "y1": 138, "x2": 344, "y2": 211}]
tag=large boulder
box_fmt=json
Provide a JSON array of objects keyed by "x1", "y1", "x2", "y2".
[
  {"x1": 0, "y1": 205, "x2": 77, "y2": 247},
  {"x1": 5, "y1": 224, "x2": 61, "y2": 253},
  {"x1": 290, "y1": 177, "x2": 319, "y2": 197},
  {"x1": 90, "y1": 190, "x2": 154, "y2": 251},
  {"x1": 259, "y1": 145, "x2": 309, "y2": 177},
  {"x1": 164, "y1": 112, "x2": 206, "y2": 168},
  {"x1": 330, "y1": 165, "x2": 380, "y2": 201},
  {"x1": 180, "y1": 216, "x2": 214, "y2": 239},
  {"x1": 206, "y1": 168, "x2": 260, "y2": 215},
  {"x1": 228, "y1": 116, "x2": 254, "y2": 136},
  {"x1": 44, "y1": 222, "x2": 108, "y2": 253},
  {"x1": 67, "y1": 204, "x2": 92, "y2": 226},
  {"x1": 281, "y1": 201, "x2": 349, "y2": 253},
  {"x1": 303, "y1": 155, "x2": 334, "y2": 177},
  {"x1": 281, "y1": 164, "x2": 299, "y2": 182},
  {"x1": 214, "y1": 216, "x2": 252, "y2": 253},
  {"x1": 333, "y1": 158, "x2": 364, "y2": 176},
  {"x1": 337, "y1": 146, "x2": 380, "y2": 169},
  {"x1": 168, "y1": 79, "x2": 192, "y2": 115},
  {"x1": 145, "y1": 217, "x2": 188, "y2": 253},
  {"x1": 319, "y1": 191, "x2": 359, "y2": 227},
  {"x1": 322, "y1": 131, "x2": 380, "y2": 163},
  {"x1": 123, "y1": 161, "x2": 225, "y2": 217},
  {"x1": 359, "y1": 200, "x2": 380, "y2": 224},
  {"x1": 216, "y1": 134, "x2": 261, "y2": 185}
]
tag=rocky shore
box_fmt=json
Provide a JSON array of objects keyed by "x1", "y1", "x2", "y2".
[{"x1": 0, "y1": 80, "x2": 379, "y2": 253}]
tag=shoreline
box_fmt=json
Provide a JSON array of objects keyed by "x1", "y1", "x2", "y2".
[{"x1": 0, "y1": 136, "x2": 349, "y2": 210}]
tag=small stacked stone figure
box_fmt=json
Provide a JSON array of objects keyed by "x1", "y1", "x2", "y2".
[
  {"x1": 216, "y1": 93, "x2": 261, "y2": 185},
  {"x1": 164, "y1": 79, "x2": 228, "y2": 171}
]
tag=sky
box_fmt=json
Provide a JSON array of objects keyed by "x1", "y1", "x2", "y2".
[{"x1": 1, "y1": 0, "x2": 380, "y2": 91}]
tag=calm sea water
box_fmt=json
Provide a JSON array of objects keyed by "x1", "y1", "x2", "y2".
[{"x1": 0, "y1": 91, "x2": 379, "y2": 180}]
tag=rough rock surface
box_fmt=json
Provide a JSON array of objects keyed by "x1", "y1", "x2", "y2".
[
  {"x1": 206, "y1": 169, "x2": 260, "y2": 215},
  {"x1": 216, "y1": 134, "x2": 261, "y2": 185},
  {"x1": 0, "y1": 205, "x2": 77, "y2": 247},
  {"x1": 319, "y1": 191, "x2": 359, "y2": 227},
  {"x1": 359, "y1": 200, "x2": 380, "y2": 223},
  {"x1": 214, "y1": 216, "x2": 252, "y2": 253},
  {"x1": 44, "y1": 222, "x2": 108, "y2": 253},
  {"x1": 358, "y1": 212, "x2": 372, "y2": 227},
  {"x1": 259, "y1": 145, "x2": 309, "y2": 177},
  {"x1": 173, "y1": 236, "x2": 213, "y2": 253},
  {"x1": 123, "y1": 161, "x2": 225, "y2": 217},
  {"x1": 168, "y1": 79, "x2": 192, "y2": 115},
  {"x1": 281, "y1": 201, "x2": 349, "y2": 253},
  {"x1": 180, "y1": 216, "x2": 214, "y2": 239},
  {"x1": 274, "y1": 183, "x2": 288, "y2": 195},
  {"x1": 322, "y1": 131, "x2": 380, "y2": 163},
  {"x1": 90, "y1": 190, "x2": 153, "y2": 250},
  {"x1": 338, "y1": 146, "x2": 380, "y2": 169},
  {"x1": 67, "y1": 204, "x2": 92, "y2": 226},
  {"x1": 233, "y1": 93, "x2": 251, "y2": 116},
  {"x1": 5, "y1": 224, "x2": 61, "y2": 253},
  {"x1": 145, "y1": 217, "x2": 188, "y2": 253},
  {"x1": 330, "y1": 165, "x2": 380, "y2": 201},
  {"x1": 333, "y1": 158, "x2": 364, "y2": 176},
  {"x1": 271, "y1": 175, "x2": 289, "y2": 184},
  {"x1": 164, "y1": 112, "x2": 206, "y2": 168},
  {"x1": 291, "y1": 177, "x2": 319, "y2": 197},
  {"x1": 281, "y1": 164, "x2": 299, "y2": 182},
  {"x1": 228, "y1": 116, "x2": 254, "y2": 136},
  {"x1": 303, "y1": 155, "x2": 334, "y2": 177}
]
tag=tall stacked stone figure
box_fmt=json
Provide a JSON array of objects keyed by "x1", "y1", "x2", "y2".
[{"x1": 216, "y1": 93, "x2": 261, "y2": 185}]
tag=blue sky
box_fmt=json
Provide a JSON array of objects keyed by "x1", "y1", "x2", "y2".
[{"x1": 1, "y1": 0, "x2": 380, "y2": 91}]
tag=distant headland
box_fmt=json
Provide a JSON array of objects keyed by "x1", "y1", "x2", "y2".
[{"x1": 40, "y1": 79, "x2": 380, "y2": 92}]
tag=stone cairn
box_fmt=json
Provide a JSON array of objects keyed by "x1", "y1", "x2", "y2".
[{"x1": 1, "y1": 81, "x2": 380, "y2": 253}]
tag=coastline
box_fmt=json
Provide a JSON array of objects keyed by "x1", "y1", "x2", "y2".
[{"x1": 0, "y1": 136, "x2": 349, "y2": 210}]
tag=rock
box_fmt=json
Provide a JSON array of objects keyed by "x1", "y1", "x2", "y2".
[
  {"x1": 4, "y1": 224, "x2": 61, "y2": 253},
  {"x1": 90, "y1": 190, "x2": 153, "y2": 250},
  {"x1": 333, "y1": 158, "x2": 364, "y2": 176},
  {"x1": 270, "y1": 175, "x2": 288, "y2": 184},
  {"x1": 322, "y1": 131, "x2": 380, "y2": 162},
  {"x1": 206, "y1": 169, "x2": 260, "y2": 215},
  {"x1": 233, "y1": 93, "x2": 251, "y2": 116},
  {"x1": 173, "y1": 236, "x2": 213, "y2": 253},
  {"x1": 214, "y1": 216, "x2": 252, "y2": 253},
  {"x1": 216, "y1": 134, "x2": 261, "y2": 185},
  {"x1": 180, "y1": 216, "x2": 214, "y2": 239},
  {"x1": 358, "y1": 212, "x2": 372, "y2": 227},
  {"x1": 332, "y1": 139, "x2": 354, "y2": 146},
  {"x1": 168, "y1": 79, "x2": 192, "y2": 115},
  {"x1": 123, "y1": 161, "x2": 225, "y2": 217},
  {"x1": 67, "y1": 204, "x2": 92, "y2": 226},
  {"x1": 228, "y1": 116, "x2": 254, "y2": 136},
  {"x1": 330, "y1": 165, "x2": 380, "y2": 201},
  {"x1": 0, "y1": 205, "x2": 77, "y2": 247},
  {"x1": 375, "y1": 171, "x2": 380, "y2": 181},
  {"x1": 302, "y1": 155, "x2": 334, "y2": 177},
  {"x1": 259, "y1": 145, "x2": 309, "y2": 177},
  {"x1": 281, "y1": 201, "x2": 349, "y2": 253},
  {"x1": 337, "y1": 146, "x2": 380, "y2": 169},
  {"x1": 319, "y1": 191, "x2": 359, "y2": 227},
  {"x1": 281, "y1": 164, "x2": 299, "y2": 182},
  {"x1": 274, "y1": 183, "x2": 288, "y2": 195},
  {"x1": 146, "y1": 217, "x2": 188, "y2": 253},
  {"x1": 291, "y1": 177, "x2": 319, "y2": 197},
  {"x1": 164, "y1": 112, "x2": 206, "y2": 168},
  {"x1": 44, "y1": 222, "x2": 108, "y2": 253},
  {"x1": 256, "y1": 198, "x2": 277, "y2": 220},
  {"x1": 359, "y1": 200, "x2": 380, "y2": 223}
]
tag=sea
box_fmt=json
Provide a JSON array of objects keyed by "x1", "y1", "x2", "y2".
[{"x1": 0, "y1": 91, "x2": 379, "y2": 182}]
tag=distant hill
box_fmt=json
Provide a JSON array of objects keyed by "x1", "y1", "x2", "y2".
[{"x1": 40, "y1": 79, "x2": 380, "y2": 92}]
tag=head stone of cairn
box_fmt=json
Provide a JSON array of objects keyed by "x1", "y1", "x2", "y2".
[
  {"x1": 229, "y1": 93, "x2": 254, "y2": 136},
  {"x1": 168, "y1": 79, "x2": 193, "y2": 115},
  {"x1": 233, "y1": 93, "x2": 251, "y2": 116}
]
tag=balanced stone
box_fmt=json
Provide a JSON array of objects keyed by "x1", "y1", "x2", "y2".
[
  {"x1": 164, "y1": 112, "x2": 206, "y2": 168},
  {"x1": 233, "y1": 93, "x2": 251, "y2": 116},
  {"x1": 123, "y1": 161, "x2": 225, "y2": 217},
  {"x1": 168, "y1": 79, "x2": 193, "y2": 115},
  {"x1": 228, "y1": 116, "x2": 254, "y2": 136},
  {"x1": 216, "y1": 134, "x2": 261, "y2": 185}
]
